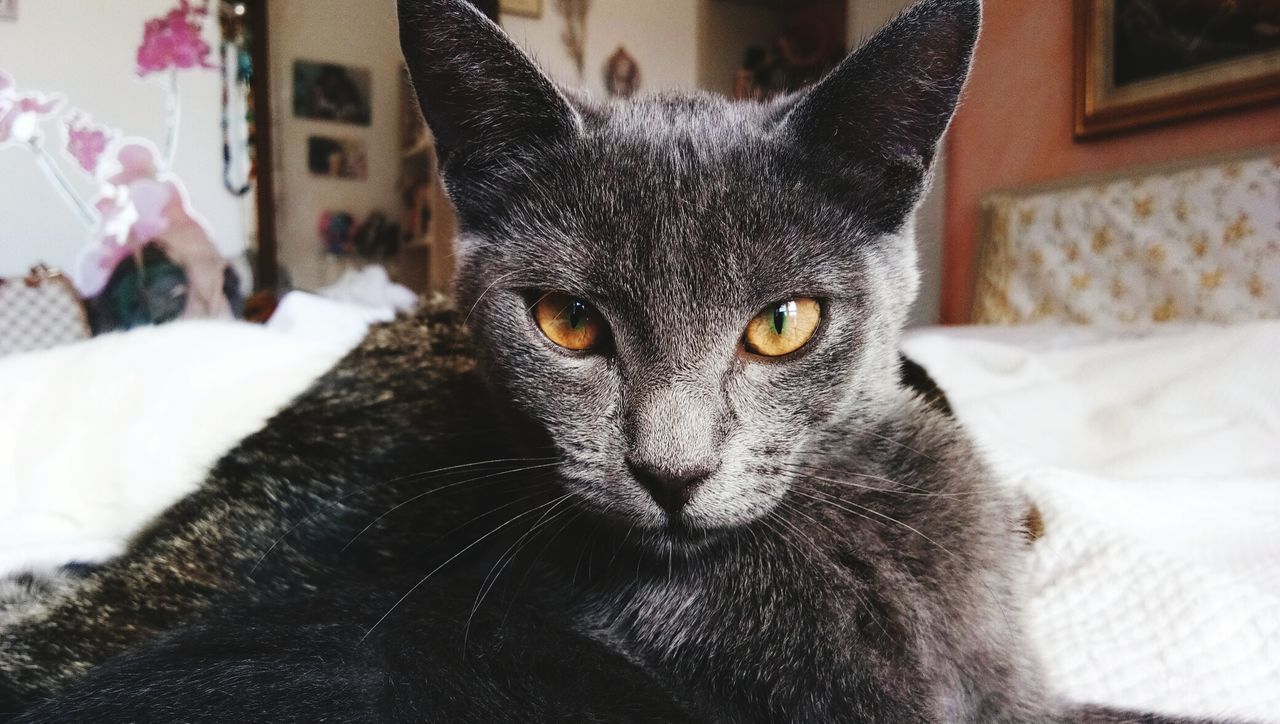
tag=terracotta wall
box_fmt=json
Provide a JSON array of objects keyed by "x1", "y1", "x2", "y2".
[{"x1": 941, "y1": 1, "x2": 1280, "y2": 324}]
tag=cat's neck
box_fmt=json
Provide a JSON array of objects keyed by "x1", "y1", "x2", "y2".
[{"x1": 526, "y1": 396, "x2": 996, "y2": 720}]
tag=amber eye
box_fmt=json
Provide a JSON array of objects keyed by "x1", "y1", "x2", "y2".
[
  {"x1": 532, "y1": 292, "x2": 607, "y2": 351},
  {"x1": 743, "y1": 298, "x2": 821, "y2": 357}
]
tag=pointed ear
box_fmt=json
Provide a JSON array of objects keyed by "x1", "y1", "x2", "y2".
[
  {"x1": 398, "y1": 0, "x2": 579, "y2": 169},
  {"x1": 779, "y1": 0, "x2": 980, "y2": 229}
]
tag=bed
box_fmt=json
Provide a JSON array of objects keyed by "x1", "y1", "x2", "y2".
[
  {"x1": 903, "y1": 322, "x2": 1280, "y2": 722},
  {"x1": 902, "y1": 147, "x2": 1280, "y2": 721},
  {"x1": 1, "y1": 151, "x2": 1278, "y2": 721}
]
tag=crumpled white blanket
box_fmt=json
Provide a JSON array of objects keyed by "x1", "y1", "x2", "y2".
[
  {"x1": 902, "y1": 321, "x2": 1280, "y2": 723},
  {"x1": 317, "y1": 265, "x2": 419, "y2": 313},
  {"x1": 0, "y1": 302, "x2": 356, "y2": 574}
]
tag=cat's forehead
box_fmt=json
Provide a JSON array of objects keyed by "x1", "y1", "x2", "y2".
[
  {"x1": 481, "y1": 156, "x2": 864, "y2": 320},
  {"x1": 463, "y1": 97, "x2": 872, "y2": 301},
  {"x1": 576, "y1": 91, "x2": 785, "y2": 157},
  {"x1": 454, "y1": 94, "x2": 878, "y2": 317}
]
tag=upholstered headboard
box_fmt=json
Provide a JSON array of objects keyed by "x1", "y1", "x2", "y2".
[{"x1": 971, "y1": 148, "x2": 1280, "y2": 325}]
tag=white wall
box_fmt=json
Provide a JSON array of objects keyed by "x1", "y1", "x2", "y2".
[
  {"x1": 849, "y1": 0, "x2": 945, "y2": 327},
  {"x1": 501, "y1": 0, "x2": 700, "y2": 98},
  {"x1": 268, "y1": 0, "x2": 406, "y2": 291},
  {"x1": 0, "y1": 0, "x2": 245, "y2": 277}
]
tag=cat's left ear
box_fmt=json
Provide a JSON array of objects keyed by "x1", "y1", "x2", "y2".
[
  {"x1": 398, "y1": 0, "x2": 580, "y2": 169},
  {"x1": 779, "y1": 0, "x2": 980, "y2": 229}
]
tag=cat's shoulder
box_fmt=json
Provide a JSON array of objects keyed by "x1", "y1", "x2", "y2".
[
  {"x1": 861, "y1": 387, "x2": 990, "y2": 484},
  {"x1": 352, "y1": 300, "x2": 478, "y2": 369},
  {"x1": 303, "y1": 301, "x2": 481, "y2": 398}
]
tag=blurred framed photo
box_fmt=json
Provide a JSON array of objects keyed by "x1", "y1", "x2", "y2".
[
  {"x1": 0, "y1": 0, "x2": 16, "y2": 21},
  {"x1": 307, "y1": 135, "x2": 367, "y2": 180},
  {"x1": 293, "y1": 60, "x2": 372, "y2": 126},
  {"x1": 1074, "y1": 0, "x2": 1280, "y2": 138}
]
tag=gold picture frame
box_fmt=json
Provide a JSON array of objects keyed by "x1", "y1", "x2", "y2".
[
  {"x1": 1074, "y1": 0, "x2": 1280, "y2": 139},
  {"x1": 499, "y1": 0, "x2": 542, "y2": 19}
]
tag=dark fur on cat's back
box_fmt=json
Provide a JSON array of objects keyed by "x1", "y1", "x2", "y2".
[
  {"x1": 0, "y1": 0, "x2": 1240, "y2": 721},
  {"x1": 3, "y1": 309, "x2": 1208, "y2": 724}
]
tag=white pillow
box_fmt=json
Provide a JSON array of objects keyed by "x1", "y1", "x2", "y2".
[{"x1": 0, "y1": 316, "x2": 350, "y2": 575}]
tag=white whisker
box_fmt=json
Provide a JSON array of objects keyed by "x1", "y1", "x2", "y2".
[
  {"x1": 360, "y1": 493, "x2": 574, "y2": 643},
  {"x1": 781, "y1": 462, "x2": 975, "y2": 498},
  {"x1": 250, "y1": 456, "x2": 559, "y2": 574},
  {"x1": 341, "y1": 462, "x2": 562, "y2": 551},
  {"x1": 464, "y1": 495, "x2": 575, "y2": 645}
]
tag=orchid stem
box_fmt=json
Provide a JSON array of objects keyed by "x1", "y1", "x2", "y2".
[
  {"x1": 28, "y1": 138, "x2": 96, "y2": 227},
  {"x1": 163, "y1": 68, "x2": 181, "y2": 171}
]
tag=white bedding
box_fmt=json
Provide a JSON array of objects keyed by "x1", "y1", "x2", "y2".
[
  {"x1": 0, "y1": 292, "x2": 368, "y2": 573},
  {"x1": 903, "y1": 321, "x2": 1280, "y2": 722},
  {"x1": 1, "y1": 315, "x2": 1277, "y2": 721}
]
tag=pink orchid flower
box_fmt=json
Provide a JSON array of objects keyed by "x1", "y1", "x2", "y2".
[
  {"x1": 78, "y1": 139, "x2": 229, "y2": 321},
  {"x1": 93, "y1": 185, "x2": 139, "y2": 248},
  {"x1": 64, "y1": 115, "x2": 113, "y2": 174},
  {"x1": 77, "y1": 141, "x2": 168, "y2": 295},
  {"x1": 129, "y1": 179, "x2": 177, "y2": 243},
  {"x1": 77, "y1": 213, "x2": 140, "y2": 297},
  {"x1": 136, "y1": 1, "x2": 215, "y2": 77},
  {"x1": 107, "y1": 141, "x2": 160, "y2": 186},
  {"x1": 0, "y1": 71, "x2": 65, "y2": 148}
]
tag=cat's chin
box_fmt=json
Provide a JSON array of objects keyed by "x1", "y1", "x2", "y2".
[
  {"x1": 572, "y1": 500, "x2": 727, "y2": 554},
  {"x1": 631, "y1": 508, "x2": 763, "y2": 556},
  {"x1": 661, "y1": 514, "x2": 716, "y2": 543},
  {"x1": 629, "y1": 519, "x2": 722, "y2": 555},
  {"x1": 558, "y1": 478, "x2": 768, "y2": 553}
]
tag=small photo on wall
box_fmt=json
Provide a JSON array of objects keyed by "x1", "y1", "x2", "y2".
[
  {"x1": 293, "y1": 60, "x2": 372, "y2": 125},
  {"x1": 307, "y1": 135, "x2": 367, "y2": 180}
]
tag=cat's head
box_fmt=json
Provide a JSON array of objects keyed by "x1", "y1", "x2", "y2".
[{"x1": 400, "y1": 0, "x2": 978, "y2": 540}]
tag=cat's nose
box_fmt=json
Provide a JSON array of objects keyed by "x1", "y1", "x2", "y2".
[{"x1": 627, "y1": 458, "x2": 714, "y2": 515}]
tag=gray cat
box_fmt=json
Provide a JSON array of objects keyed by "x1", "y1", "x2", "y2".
[{"x1": 0, "y1": 0, "x2": 1235, "y2": 721}]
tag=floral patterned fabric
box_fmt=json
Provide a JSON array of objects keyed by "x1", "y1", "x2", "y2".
[{"x1": 972, "y1": 152, "x2": 1280, "y2": 325}]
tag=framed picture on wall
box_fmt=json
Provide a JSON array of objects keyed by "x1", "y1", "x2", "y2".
[
  {"x1": 307, "y1": 135, "x2": 368, "y2": 180},
  {"x1": 293, "y1": 60, "x2": 372, "y2": 126},
  {"x1": 0, "y1": 0, "x2": 16, "y2": 21},
  {"x1": 1074, "y1": 0, "x2": 1280, "y2": 138}
]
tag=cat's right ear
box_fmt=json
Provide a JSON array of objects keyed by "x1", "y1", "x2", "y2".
[
  {"x1": 777, "y1": 0, "x2": 980, "y2": 231},
  {"x1": 398, "y1": 0, "x2": 580, "y2": 168}
]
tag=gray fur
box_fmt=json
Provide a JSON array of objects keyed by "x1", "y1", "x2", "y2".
[
  {"x1": 0, "y1": 568, "x2": 92, "y2": 630},
  {"x1": 0, "y1": 0, "x2": 1238, "y2": 721}
]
